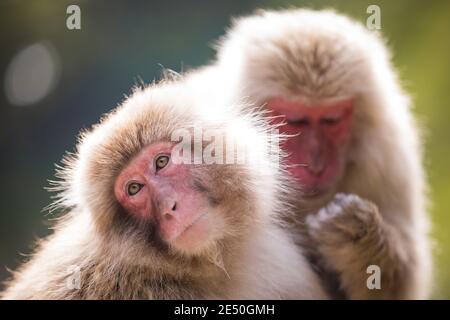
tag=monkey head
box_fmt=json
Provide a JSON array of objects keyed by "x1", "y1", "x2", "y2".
[
  {"x1": 216, "y1": 9, "x2": 394, "y2": 199},
  {"x1": 65, "y1": 82, "x2": 275, "y2": 262}
]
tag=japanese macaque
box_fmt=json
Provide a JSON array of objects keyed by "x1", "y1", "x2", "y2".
[
  {"x1": 205, "y1": 9, "x2": 433, "y2": 299},
  {"x1": 1, "y1": 79, "x2": 328, "y2": 299}
]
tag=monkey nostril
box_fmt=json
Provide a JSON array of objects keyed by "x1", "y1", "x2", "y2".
[
  {"x1": 307, "y1": 163, "x2": 324, "y2": 176},
  {"x1": 164, "y1": 213, "x2": 173, "y2": 220},
  {"x1": 161, "y1": 201, "x2": 177, "y2": 220}
]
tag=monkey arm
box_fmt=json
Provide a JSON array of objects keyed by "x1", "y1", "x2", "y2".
[{"x1": 306, "y1": 193, "x2": 422, "y2": 300}]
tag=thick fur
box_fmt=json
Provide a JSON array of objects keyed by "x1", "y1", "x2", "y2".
[
  {"x1": 1, "y1": 80, "x2": 327, "y2": 299},
  {"x1": 205, "y1": 9, "x2": 433, "y2": 299}
]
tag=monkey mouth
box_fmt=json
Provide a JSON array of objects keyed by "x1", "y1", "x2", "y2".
[
  {"x1": 171, "y1": 212, "x2": 209, "y2": 242},
  {"x1": 302, "y1": 179, "x2": 336, "y2": 198},
  {"x1": 167, "y1": 212, "x2": 212, "y2": 254},
  {"x1": 181, "y1": 213, "x2": 208, "y2": 236},
  {"x1": 303, "y1": 188, "x2": 323, "y2": 198},
  {"x1": 289, "y1": 166, "x2": 336, "y2": 197}
]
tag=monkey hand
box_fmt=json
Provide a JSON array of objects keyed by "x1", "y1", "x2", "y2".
[
  {"x1": 305, "y1": 193, "x2": 384, "y2": 297},
  {"x1": 306, "y1": 193, "x2": 382, "y2": 246},
  {"x1": 305, "y1": 194, "x2": 414, "y2": 299}
]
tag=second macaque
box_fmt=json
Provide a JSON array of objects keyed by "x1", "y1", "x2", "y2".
[{"x1": 205, "y1": 9, "x2": 433, "y2": 299}]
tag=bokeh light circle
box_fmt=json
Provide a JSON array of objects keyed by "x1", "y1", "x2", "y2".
[{"x1": 4, "y1": 42, "x2": 60, "y2": 107}]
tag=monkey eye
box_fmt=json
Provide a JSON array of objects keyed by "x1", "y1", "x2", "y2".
[
  {"x1": 320, "y1": 110, "x2": 347, "y2": 125},
  {"x1": 320, "y1": 114, "x2": 344, "y2": 125},
  {"x1": 127, "y1": 182, "x2": 144, "y2": 196},
  {"x1": 287, "y1": 118, "x2": 310, "y2": 126},
  {"x1": 320, "y1": 117, "x2": 340, "y2": 125},
  {"x1": 155, "y1": 155, "x2": 170, "y2": 171}
]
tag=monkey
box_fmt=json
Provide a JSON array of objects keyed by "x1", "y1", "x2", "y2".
[
  {"x1": 200, "y1": 8, "x2": 433, "y2": 299},
  {"x1": 1, "y1": 78, "x2": 328, "y2": 299}
]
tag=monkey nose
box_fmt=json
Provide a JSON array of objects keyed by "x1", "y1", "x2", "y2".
[
  {"x1": 163, "y1": 200, "x2": 177, "y2": 220},
  {"x1": 308, "y1": 167, "x2": 322, "y2": 175},
  {"x1": 307, "y1": 161, "x2": 326, "y2": 176}
]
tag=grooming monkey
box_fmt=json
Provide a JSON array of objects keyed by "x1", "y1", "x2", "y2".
[
  {"x1": 201, "y1": 9, "x2": 433, "y2": 299},
  {"x1": 1, "y1": 79, "x2": 327, "y2": 299}
]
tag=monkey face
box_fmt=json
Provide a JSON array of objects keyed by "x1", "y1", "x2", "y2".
[
  {"x1": 114, "y1": 141, "x2": 226, "y2": 256},
  {"x1": 267, "y1": 97, "x2": 353, "y2": 197}
]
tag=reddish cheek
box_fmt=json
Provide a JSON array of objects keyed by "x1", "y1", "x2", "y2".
[{"x1": 323, "y1": 119, "x2": 353, "y2": 145}]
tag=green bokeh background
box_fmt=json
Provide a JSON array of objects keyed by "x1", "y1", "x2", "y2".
[{"x1": 0, "y1": 0, "x2": 449, "y2": 298}]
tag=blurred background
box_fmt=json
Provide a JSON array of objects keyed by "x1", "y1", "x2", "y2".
[{"x1": 0, "y1": 0, "x2": 449, "y2": 298}]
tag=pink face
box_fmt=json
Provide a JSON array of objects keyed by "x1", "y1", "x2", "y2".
[
  {"x1": 267, "y1": 97, "x2": 353, "y2": 197},
  {"x1": 114, "y1": 142, "x2": 218, "y2": 255}
]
